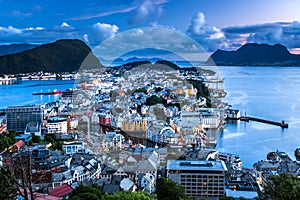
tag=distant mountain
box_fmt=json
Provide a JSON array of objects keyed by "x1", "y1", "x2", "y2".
[
  {"x1": 0, "y1": 43, "x2": 38, "y2": 56},
  {"x1": 207, "y1": 43, "x2": 300, "y2": 66},
  {"x1": 0, "y1": 39, "x2": 102, "y2": 75}
]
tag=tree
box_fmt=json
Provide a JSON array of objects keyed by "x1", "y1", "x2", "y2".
[
  {"x1": 156, "y1": 177, "x2": 190, "y2": 200},
  {"x1": 145, "y1": 95, "x2": 162, "y2": 106},
  {"x1": 69, "y1": 184, "x2": 102, "y2": 200},
  {"x1": 258, "y1": 173, "x2": 300, "y2": 200},
  {"x1": 102, "y1": 191, "x2": 154, "y2": 200},
  {"x1": 0, "y1": 168, "x2": 18, "y2": 200}
]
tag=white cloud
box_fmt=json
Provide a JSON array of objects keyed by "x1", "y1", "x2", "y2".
[
  {"x1": 89, "y1": 22, "x2": 119, "y2": 45},
  {"x1": 83, "y1": 34, "x2": 89, "y2": 43},
  {"x1": 61, "y1": 22, "x2": 71, "y2": 28},
  {"x1": 128, "y1": 0, "x2": 167, "y2": 24},
  {"x1": 11, "y1": 10, "x2": 32, "y2": 17},
  {"x1": 187, "y1": 12, "x2": 225, "y2": 52}
]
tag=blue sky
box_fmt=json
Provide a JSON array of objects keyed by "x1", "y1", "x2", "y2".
[{"x1": 1, "y1": 0, "x2": 300, "y2": 53}]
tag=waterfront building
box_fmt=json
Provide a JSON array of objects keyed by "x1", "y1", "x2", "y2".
[
  {"x1": 199, "y1": 108, "x2": 221, "y2": 129},
  {"x1": 6, "y1": 105, "x2": 43, "y2": 133},
  {"x1": 47, "y1": 117, "x2": 67, "y2": 134},
  {"x1": 167, "y1": 160, "x2": 227, "y2": 198}
]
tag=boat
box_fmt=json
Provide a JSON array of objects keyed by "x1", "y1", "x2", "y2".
[
  {"x1": 33, "y1": 89, "x2": 62, "y2": 95},
  {"x1": 295, "y1": 148, "x2": 300, "y2": 161},
  {"x1": 52, "y1": 90, "x2": 62, "y2": 95}
]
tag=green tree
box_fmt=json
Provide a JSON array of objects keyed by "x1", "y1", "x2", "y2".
[
  {"x1": 258, "y1": 173, "x2": 300, "y2": 200},
  {"x1": 69, "y1": 184, "x2": 102, "y2": 200},
  {"x1": 145, "y1": 95, "x2": 162, "y2": 106},
  {"x1": 32, "y1": 135, "x2": 41, "y2": 143},
  {"x1": 0, "y1": 168, "x2": 18, "y2": 200},
  {"x1": 102, "y1": 191, "x2": 154, "y2": 200},
  {"x1": 156, "y1": 177, "x2": 190, "y2": 200},
  {"x1": 0, "y1": 134, "x2": 15, "y2": 152}
]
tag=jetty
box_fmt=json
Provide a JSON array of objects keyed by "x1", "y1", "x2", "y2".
[{"x1": 240, "y1": 116, "x2": 288, "y2": 128}]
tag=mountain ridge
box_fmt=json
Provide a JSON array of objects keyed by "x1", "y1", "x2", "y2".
[
  {"x1": 0, "y1": 43, "x2": 39, "y2": 56},
  {"x1": 207, "y1": 43, "x2": 300, "y2": 66},
  {"x1": 0, "y1": 39, "x2": 102, "y2": 75}
]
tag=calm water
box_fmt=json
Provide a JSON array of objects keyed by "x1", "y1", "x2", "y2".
[
  {"x1": 0, "y1": 80, "x2": 75, "y2": 109},
  {"x1": 1, "y1": 68, "x2": 300, "y2": 168},
  {"x1": 216, "y1": 66, "x2": 300, "y2": 168}
]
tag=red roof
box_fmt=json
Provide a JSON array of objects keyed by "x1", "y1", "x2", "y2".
[
  {"x1": 15, "y1": 140, "x2": 24, "y2": 149},
  {"x1": 49, "y1": 184, "x2": 73, "y2": 197}
]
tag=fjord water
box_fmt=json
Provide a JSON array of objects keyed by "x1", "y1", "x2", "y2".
[
  {"x1": 216, "y1": 66, "x2": 300, "y2": 168},
  {"x1": 0, "y1": 80, "x2": 74, "y2": 109}
]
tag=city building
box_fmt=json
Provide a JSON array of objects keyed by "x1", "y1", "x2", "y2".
[
  {"x1": 47, "y1": 117, "x2": 67, "y2": 134},
  {"x1": 167, "y1": 160, "x2": 227, "y2": 198},
  {"x1": 62, "y1": 141, "x2": 86, "y2": 155},
  {"x1": 6, "y1": 105, "x2": 43, "y2": 133}
]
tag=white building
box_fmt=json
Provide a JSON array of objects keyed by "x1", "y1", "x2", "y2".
[
  {"x1": 62, "y1": 141, "x2": 86, "y2": 155},
  {"x1": 47, "y1": 117, "x2": 67, "y2": 134}
]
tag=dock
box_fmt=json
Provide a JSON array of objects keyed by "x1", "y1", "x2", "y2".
[{"x1": 240, "y1": 116, "x2": 288, "y2": 128}]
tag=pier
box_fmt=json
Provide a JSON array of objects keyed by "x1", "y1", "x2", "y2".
[{"x1": 240, "y1": 116, "x2": 288, "y2": 128}]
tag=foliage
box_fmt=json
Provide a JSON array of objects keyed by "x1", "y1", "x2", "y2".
[
  {"x1": 31, "y1": 135, "x2": 41, "y2": 143},
  {"x1": 69, "y1": 184, "x2": 102, "y2": 200},
  {"x1": 133, "y1": 87, "x2": 147, "y2": 94},
  {"x1": 145, "y1": 95, "x2": 163, "y2": 106},
  {"x1": 156, "y1": 177, "x2": 190, "y2": 200},
  {"x1": 102, "y1": 191, "x2": 154, "y2": 200},
  {"x1": 258, "y1": 173, "x2": 300, "y2": 200},
  {"x1": 0, "y1": 168, "x2": 18, "y2": 200},
  {"x1": 0, "y1": 131, "x2": 16, "y2": 152},
  {"x1": 43, "y1": 134, "x2": 64, "y2": 150}
]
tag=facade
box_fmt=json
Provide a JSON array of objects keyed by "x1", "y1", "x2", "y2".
[
  {"x1": 47, "y1": 117, "x2": 67, "y2": 134},
  {"x1": 62, "y1": 141, "x2": 86, "y2": 155},
  {"x1": 6, "y1": 105, "x2": 43, "y2": 132},
  {"x1": 167, "y1": 160, "x2": 227, "y2": 198}
]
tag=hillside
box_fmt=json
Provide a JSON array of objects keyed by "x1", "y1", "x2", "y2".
[
  {"x1": 0, "y1": 39, "x2": 102, "y2": 74},
  {"x1": 207, "y1": 43, "x2": 300, "y2": 66},
  {"x1": 0, "y1": 43, "x2": 38, "y2": 56}
]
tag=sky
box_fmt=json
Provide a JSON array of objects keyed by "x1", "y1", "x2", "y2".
[{"x1": 1, "y1": 0, "x2": 300, "y2": 53}]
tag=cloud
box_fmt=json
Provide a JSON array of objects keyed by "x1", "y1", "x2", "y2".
[
  {"x1": 187, "y1": 12, "x2": 225, "y2": 52},
  {"x1": 222, "y1": 21, "x2": 300, "y2": 50},
  {"x1": 32, "y1": 5, "x2": 43, "y2": 11},
  {"x1": 68, "y1": 6, "x2": 136, "y2": 21},
  {"x1": 128, "y1": 0, "x2": 167, "y2": 24},
  {"x1": 83, "y1": 34, "x2": 89, "y2": 43},
  {"x1": 89, "y1": 22, "x2": 119, "y2": 45},
  {"x1": 93, "y1": 27, "x2": 210, "y2": 62},
  {"x1": 0, "y1": 21, "x2": 121, "y2": 46},
  {"x1": 11, "y1": 10, "x2": 32, "y2": 17}
]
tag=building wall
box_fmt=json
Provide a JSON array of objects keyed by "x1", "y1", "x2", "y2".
[
  {"x1": 6, "y1": 105, "x2": 42, "y2": 132},
  {"x1": 47, "y1": 120, "x2": 67, "y2": 134}
]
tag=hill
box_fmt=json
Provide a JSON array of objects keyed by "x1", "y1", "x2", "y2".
[
  {"x1": 0, "y1": 39, "x2": 102, "y2": 74},
  {"x1": 207, "y1": 43, "x2": 300, "y2": 66},
  {"x1": 0, "y1": 43, "x2": 38, "y2": 56}
]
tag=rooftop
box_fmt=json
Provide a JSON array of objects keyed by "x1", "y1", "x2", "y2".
[
  {"x1": 167, "y1": 160, "x2": 228, "y2": 171},
  {"x1": 47, "y1": 116, "x2": 67, "y2": 122}
]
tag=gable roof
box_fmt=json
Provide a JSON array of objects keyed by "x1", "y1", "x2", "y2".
[{"x1": 49, "y1": 184, "x2": 73, "y2": 197}]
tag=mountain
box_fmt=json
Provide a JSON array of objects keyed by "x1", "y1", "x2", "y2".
[
  {"x1": 0, "y1": 39, "x2": 102, "y2": 75},
  {"x1": 207, "y1": 43, "x2": 300, "y2": 66},
  {"x1": 0, "y1": 43, "x2": 39, "y2": 56}
]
